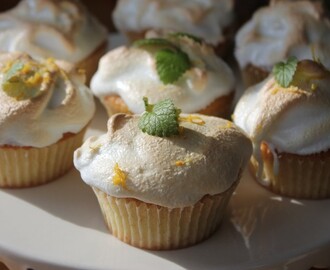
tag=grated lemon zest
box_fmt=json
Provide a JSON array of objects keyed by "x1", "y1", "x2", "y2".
[
  {"x1": 112, "y1": 163, "x2": 127, "y2": 189},
  {"x1": 179, "y1": 115, "x2": 205, "y2": 125},
  {"x1": 175, "y1": 160, "x2": 185, "y2": 166}
]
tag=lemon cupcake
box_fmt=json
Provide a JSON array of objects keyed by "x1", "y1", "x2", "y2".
[
  {"x1": 0, "y1": 52, "x2": 95, "y2": 188},
  {"x1": 233, "y1": 57, "x2": 330, "y2": 199},
  {"x1": 91, "y1": 34, "x2": 235, "y2": 118},
  {"x1": 74, "y1": 99, "x2": 252, "y2": 250},
  {"x1": 235, "y1": 0, "x2": 330, "y2": 87},
  {"x1": 0, "y1": 0, "x2": 108, "y2": 83},
  {"x1": 112, "y1": 0, "x2": 235, "y2": 56}
]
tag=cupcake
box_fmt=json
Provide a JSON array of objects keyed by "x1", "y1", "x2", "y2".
[
  {"x1": 74, "y1": 99, "x2": 252, "y2": 249},
  {"x1": 0, "y1": 0, "x2": 108, "y2": 83},
  {"x1": 233, "y1": 57, "x2": 330, "y2": 199},
  {"x1": 0, "y1": 52, "x2": 95, "y2": 188},
  {"x1": 235, "y1": 0, "x2": 330, "y2": 87},
  {"x1": 112, "y1": 0, "x2": 235, "y2": 56},
  {"x1": 91, "y1": 34, "x2": 235, "y2": 118}
]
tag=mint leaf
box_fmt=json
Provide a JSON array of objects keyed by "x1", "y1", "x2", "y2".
[
  {"x1": 156, "y1": 49, "x2": 191, "y2": 84},
  {"x1": 139, "y1": 97, "x2": 181, "y2": 137},
  {"x1": 133, "y1": 38, "x2": 175, "y2": 48},
  {"x1": 170, "y1": 32, "x2": 203, "y2": 44},
  {"x1": 4, "y1": 62, "x2": 24, "y2": 81},
  {"x1": 2, "y1": 61, "x2": 43, "y2": 100},
  {"x1": 272, "y1": 56, "x2": 298, "y2": 87},
  {"x1": 133, "y1": 37, "x2": 192, "y2": 84}
]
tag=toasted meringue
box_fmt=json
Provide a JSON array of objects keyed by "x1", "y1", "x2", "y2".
[
  {"x1": 0, "y1": 52, "x2": 95, "y2": 148},
  {"x1": 74, "y1": 113, "x2": 252, "y2": 208}
]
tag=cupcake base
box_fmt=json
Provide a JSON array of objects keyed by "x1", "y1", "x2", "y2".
[
  {"x1": 197, "y1": 91, "x2": 234, "y2": 119},
  {"x1": 77, "y1": 41, "x2": 107, "y2": 85},
  {"x1": 242, "y1": 64, "x2": 269, "y2": 87},
  {"x1": 102, "y1": 94, "x2": 131, "y2": 116},
  {"x1": 0, "y1": 127, "x2": 86, "y2": 188},
  {"x1": 250, "y1": 142, "x2": 330, "y2": 199},
  {"x1": 101, "y1": 91, "x2": 235, "y2": 119},
  {"x1": 93, "y1": 181, "x2": 237, "y2": 250},
  {"x1": 124, "y1": 31, "x2": 146, "y2": 43}
]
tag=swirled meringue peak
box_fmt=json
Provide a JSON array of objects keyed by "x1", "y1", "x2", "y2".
[
  {"x1": 0, "y1": 52, "x2": 95, "y2": 147},
  {"x1": 0, "y1": 0, "x2": 107, "y2": 63},
  {"x1": 235, "y1": 1, "x2": 330, "y2": 71},
  {"x1": 113, "y1": 0, "x2": 234, "y2": 45}
]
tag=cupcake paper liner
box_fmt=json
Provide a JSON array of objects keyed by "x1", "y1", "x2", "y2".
[
  {"x1": 93, "y1": 182, "x2": 237, "y2": 250},
  {"x1": 0, "y1": 127, "x2": 86, "y2": 188},
  {"x1": 250, "y1": 144, "x2": 330, "y2": 199}
]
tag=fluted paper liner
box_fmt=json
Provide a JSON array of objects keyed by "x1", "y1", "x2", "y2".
[
  {"x1": 250, "y1": 144, "x2": 330, "y2": 199},
  {"x1": 93, "y1": 182, "x2": 237, "y2": 250},
  {"x1": 0, "y1": 127, "x2": 86, "y2": 188}
]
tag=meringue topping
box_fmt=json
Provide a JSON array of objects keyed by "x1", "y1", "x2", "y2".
[
  {"x1": 235, "y1": 1, "x2": 330, "y2": 70},
  {"x1": 91, "y1": 36, "x2": 234, "y2": 114},
  {"x1": 0, "y1": 0, "x2": 107, "y2": 63},
  {"x1": 74, "y1": 113, "x2": 252, "y2": 208},
  {"x1": 113, "y1": 0, "x2": 234, "y2": 45},
  {"x1": 0, "y1": 52, "x2": 95, "y2": 147},
  {"x1": 234, "y1": 60, "x2": 330, "y2": 158}
]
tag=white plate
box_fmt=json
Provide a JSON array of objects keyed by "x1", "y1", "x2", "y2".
[
  {"x1": 1, "y1": 103, "x2": 330, "y2": 270},
  {"x1": 1, "y1": 34, "x2": 330, "y2": 270}
]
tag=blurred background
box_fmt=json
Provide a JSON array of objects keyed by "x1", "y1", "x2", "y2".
[
  {"x1": 0, "y1": 0, "x2": 271, "y2": 32},
  {"x1": 0, "y1": 0, "x2": 118, "y2": 32}
]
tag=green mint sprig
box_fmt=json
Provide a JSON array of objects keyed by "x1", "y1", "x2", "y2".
[
  {"x1": 138, "y1": 97, "x2": 181, "y2": 137},
  {"x1": 272, "y1": 56, "x2": 298, "y2": 87},
  {"x1": 156, "y1": 49, "x2": 191, "y2": 85},
  {"x1": 2, "y1": 61, "x2": 43, "y2": 100},
  {"x1": 133, "y1": 38, "x2": 192, "y2": 85},
  {"x1": 169, "y1": 32, "x2": 203, "y2": 44},
  {"x1": 133, "y1": 38, "x2": 175, "y2": 48}
]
